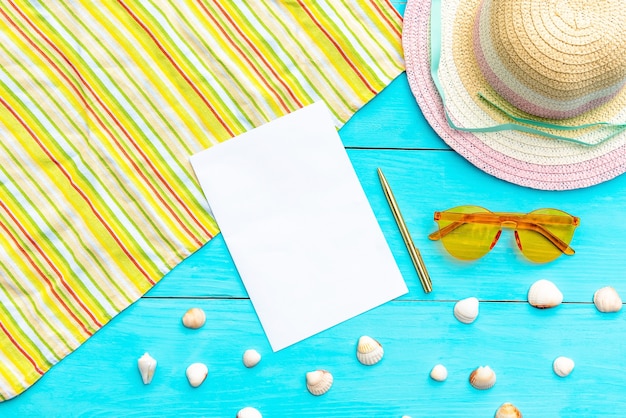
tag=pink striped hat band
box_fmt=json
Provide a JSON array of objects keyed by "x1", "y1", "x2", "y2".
[{"x1": 403, "y1": 0, "x2": 626, "y2": 190}]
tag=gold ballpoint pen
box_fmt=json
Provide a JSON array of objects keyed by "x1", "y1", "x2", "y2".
[{"x1": 377, "y1": 168, "x2": 432, "y2": 293}]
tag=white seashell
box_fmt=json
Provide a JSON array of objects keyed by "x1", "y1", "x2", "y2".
[
  {"x1": 429, "y1": 364, "x2": 448, "y2": 382},
  {"x1": 495, "y1": 402, "x2": 522, "y2": 418},
  {"x1": 236, "y1": 407, "x2": 262, "y2": 418},
  {"x1": 453, "y1": 297, "x2": 479, "y2": 324},
  {"x1": 186, "y1": 362, "x2": 208, "y2": 387},
  {"x1": 469, "y1": 365, "x2": 496, "y2": 390},
  {"x1": 356, "y1": 335, "x2": 384, "y2": 366},
  {"x1": 242, "y1": 349, "x2": 262, "y2": 368},
  {"x1": 182, "y1": 307, "x2": 206, "y2": 329},
  {"x1": 137, "y1": 352, "x2": 157, "y2": 385},
  {"x1": 553, "y1": 356, "x2": 575, "y2": 377},
  {"x1": 527, "y1": 279, "x2": 563, "y2": 309},
  {"x1": 593, "y1": 286, "x2": 623, "y2": 313},
  {"x1": 305, "y1": 369, "x2": 333, "y2": 396}
]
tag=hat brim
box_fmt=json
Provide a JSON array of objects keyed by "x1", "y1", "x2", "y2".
[{"x1": 403, "y1": 0, "x2": 626, "y2": 190}]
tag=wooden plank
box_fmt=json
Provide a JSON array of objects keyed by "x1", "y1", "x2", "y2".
[
  {"x1": 2, "y1": 298, "x2": 623, "y2": 417},
  {"x1": 149, "y1": 148, "x2": 626, "y2": 304}
]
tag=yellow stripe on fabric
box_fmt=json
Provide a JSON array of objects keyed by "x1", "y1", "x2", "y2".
[
  {"x1": 0, "y1": 0, "x2": 404, "y2": 402},
  {"x1": 22, "y1": 2, "x2": 218, "y2": 246}
]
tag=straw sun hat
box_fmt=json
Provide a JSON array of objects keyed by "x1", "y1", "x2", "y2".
[{"x1": 403, "y1": 0, "x2": 626, "y2": 190}]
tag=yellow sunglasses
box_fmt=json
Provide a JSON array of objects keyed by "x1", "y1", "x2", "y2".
[{"x1": 428, "y1": 205, "x2": 580, "y2": 263}]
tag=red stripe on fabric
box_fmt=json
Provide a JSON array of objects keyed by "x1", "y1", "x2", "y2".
[
  {"x1": 373, "y1": 0, "x2": 401, "y2": 39},
  {"x1": 5, "y1": 2, "x2": 212, "y2": 245},
  {"x1": 0, "y1": 216, "x2": 92, "y2": 337},
  {"x1": 294, "y1": 0, "x2": 377, "y2": 95},
  {"x1": 117, "y1": 0, "x2": 235, "y2": 139},
  {"x1": 200, "y1": 0, "x2": 303, "y2": 110},
  {"x1": 0, "y1": 322, "x2": 45, "y2": 376},
  {"x1": 0, "y1": 96, "x2": 156, "y2": 287},
  {"x1": 0, "y1": 201, "x2": 104, "y2": 329}
]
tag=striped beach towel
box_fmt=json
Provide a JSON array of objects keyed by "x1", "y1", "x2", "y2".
[{"x1": 0, "y1": 0, "x2": 404, "y2": 400}]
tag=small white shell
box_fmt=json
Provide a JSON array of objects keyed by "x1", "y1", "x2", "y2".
[
  {"x1": 236, "y1": 407, "x2": 262, "y2": 418},
  {"x1": 527, "y1": 279, "x2": 563, "y2": 309},
  {"x1": 186, "y1": 362, "x2": 208, "y2": 387},
  {"x1": 137, "y1": 352, "x2": 157, "y2": 385},
  {"x1": 306, "y1": 369, "x2": 333, "y2": 396},
  {"x1": 182, "y1": 307, "x2": 206, "y2": 329},
  {"x1": 593, "y1": 286, "x2": 623, "y2": 313},
  {"x1": 242, "y1": 349, "x2": 262, "y2": 368},
  {"x1": 469, "y1": 365, "x2": 496, "y2": 390},
  {"x1": 453, "y1": 297, "x2": 479, "y2": 324},
  {"x1": 429, "y1": 364, "x2": 448, "y2": 382},
  {"x1": 495, "y1": 402, "x2": 522, "y2": 418},
  {"x1": 356, "y1": 335, "x2": 384, "y2": 366},
  {"x1": 553, "y1": 356, "x2": 575, "y2": 377}
]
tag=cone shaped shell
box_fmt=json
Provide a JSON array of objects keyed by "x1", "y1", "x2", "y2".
[
  {"x1": 469, "y1": 365, "x2": 496, "y2": 390},
  {"x1": 186, "y1": 362, "x2": 208, "y2": 387},
  {"x1": 137, "y1": 352, "x2": 157, "y2": 385},
  {"x1": 454, "y1": 297, "x2": 479, "y2": 324},
  {"x1": 356, "y1": 336, "x2": 384, "y2": 366},
  {"x1": 553, "y1": 356, "x2": 575, "y2": 377},
  {"x1": 242, "y1": 349, "x2": 261, "y2": 368},
  {"x1": 182, "y1": 307, "x2": 206, "y2": 329},
  {"x1": 306, "y1": 370, "x2": 333, "y2": 396},
  {"x1": 527, "y1": 280, "x2": 563, "y2": 309},
  {"x1": 495, "y1": 402, "x2": 523, "y2": 418},
  {"x1": 593, "y1": 286, "x2": 623, "y2": 313},
  {"x1": 237, "y1": 407, "x2": 262, "y2": 418}
]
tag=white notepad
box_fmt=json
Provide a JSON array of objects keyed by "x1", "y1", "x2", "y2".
[{"x1": 190, "y1": 102, "x2": 407, "y2": 351}]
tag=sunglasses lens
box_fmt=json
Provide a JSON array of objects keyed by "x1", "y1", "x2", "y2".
[
  {"x1": 435, "y1": 206, "x2": 501, "y2": 260},
  {"x1": 516, "y1": 208, "x2": 577, "y2": 263}
]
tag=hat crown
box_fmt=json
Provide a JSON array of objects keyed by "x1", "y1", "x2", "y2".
[{"x1": 474, "y1": 0, "x2": 626, "y2": 119}]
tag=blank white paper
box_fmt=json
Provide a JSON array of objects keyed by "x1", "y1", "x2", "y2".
[{"x1": 190, "y1": 102, "x2": 408, "y2": 351}]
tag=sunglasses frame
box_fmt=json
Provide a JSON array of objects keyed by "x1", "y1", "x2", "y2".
[{"x1": 428, "y1": 207, "x2": 580, "y2": 259}]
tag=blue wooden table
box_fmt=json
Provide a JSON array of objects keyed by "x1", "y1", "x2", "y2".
[{"x1": 3, "y1": 2, "x2": 626, "y2": 417}]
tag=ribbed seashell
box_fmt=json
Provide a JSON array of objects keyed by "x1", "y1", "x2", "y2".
[
  {"x1": 186, "y1": 362, "x2": 208, "y2": 387},
  {"x1": 453, "y1": 297, "x2": 479, "y2": 324},
  {"x1": 553, "y1": 356, "x2": 575, "y2": 377},
  {"x1": 356, "y1": 335, "x2": 384, "y2": 366},
  {"x1": 242, "y1": 349, "x2": 261, "y2": 368},
  {"x1": 593, "y1": 286, "x2": 623, "y2": 313},
  {"x1": 527, "y1": 279, "x2": 563, "y2": 309},
  {"x1": 305, "y1": 369, "x2": 333, "y2": 396},
  {"x1": 429, "y1": 364, "x2": 448, "y2": 382},
  {"x1": 495, "y1": 402, "x2": 522, "y2": 418},
  {"x1": 182, "y1": 307, "x2": 206, "y2": 329},
  {"x1": 236, "y1": 407, "x2": 262, "y2": 418},
  {"x1": 469, "y1": 365, "x2": 496, "y2": 390},
  {"x1": 137, "y1": 352, "x2": 157, "y2": 385}
]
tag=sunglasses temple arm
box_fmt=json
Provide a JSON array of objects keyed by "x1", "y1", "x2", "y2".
[
  {"x1": 428, "y1": 221, "x2": 462, "y2": 241},
  {"x1": 429, "y1": 221, "x2": 575, "y2": 256},
  {"x1": 519, "y1": 223, "x2": 575, "y2": 255}
]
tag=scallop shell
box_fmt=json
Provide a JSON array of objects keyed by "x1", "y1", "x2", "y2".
[
  {"x1": 356, "y1": 335, "x2": 384, "y2": 366},
  {"x1": 137, "y1": 352, "x2": 157, "y2": 385},
  {"x1": 429, "y1": 364, "x2": 448, "y2": 382},
  {"x1": 182, "y1": 307, "x2": 206, "y2": 329},
  {"x1": 527, "y1": 279, "x2": 563, "y2": 309},
  {"x1": 593, "y1": 286, "x2": 623, "y2": 313},
  {"x1": 236, "y1": 407, "x2": 262, "y2": 418},
  {"x1": 553, "y1": 356, "x2": 575, "y2": 377},
  {"x1": 495, "y1": 402, "x2": 522, "y2": 418},
  {"x1": 453, "y1": 297, "x2": 479, "y2": 324},
  {"x1": 186, "y1": 362, "x2": 208, "y2": 387},
  {"x1": 306, "y1": 369, "x2": 333, "y2": 396},
  {"x1": 242, "y1": 349, "x2": 262, "y2": 368},
  {"x1": 469, "y1": 365, "x2": 496, "y2": 390}
]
